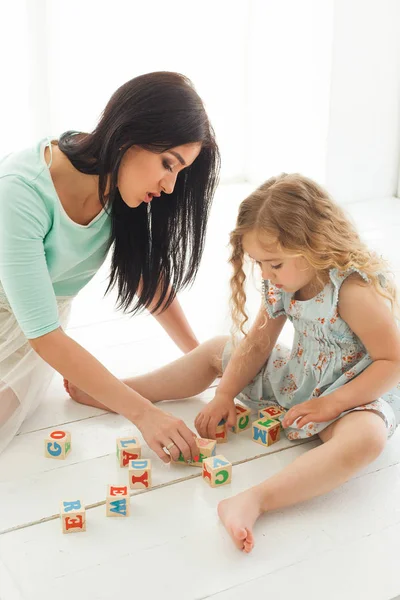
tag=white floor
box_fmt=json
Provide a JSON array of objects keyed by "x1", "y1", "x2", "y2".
[{"x1": 1, "y1": 184, "x2": 400, "y2": 600}]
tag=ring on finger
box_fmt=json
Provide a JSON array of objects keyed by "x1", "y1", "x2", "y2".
[{"x1": 165, "y1": 442, "x2": 176, "y2": 451}]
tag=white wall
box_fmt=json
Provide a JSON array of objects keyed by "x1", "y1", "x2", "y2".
[
  {"x1": 326, "y1": 0, "x2": 400, "y2": 203},
  {"x1": 244, "y1": 0, "x2": 335, "y2": 186}
]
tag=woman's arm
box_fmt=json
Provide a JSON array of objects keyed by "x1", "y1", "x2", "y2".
[
  {"x1": 29, "y1": 328, "x2": 199, "y2": 463},
  {"x1": 151, "y1": 296, "x2": 199, "y2": 353},
  {"x1": 138, "y1": 278, "x2": 199, "y2": 353}
]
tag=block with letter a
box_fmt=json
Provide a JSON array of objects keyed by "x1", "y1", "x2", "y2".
[
  {"x1": 252, "y1": 418, "x2": 281, "y2": 447},
  {"x1": 202, "y1": 455, "x2": 232, "y2": 488},
  {"x1": 116, "y1": 436, "x2": 142, "y2": 467}
]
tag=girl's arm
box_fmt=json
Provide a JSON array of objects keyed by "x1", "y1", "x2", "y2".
[
  {"x1": 218, "y1": 306, "x2": 286, "y2": 399},
  {"x1": 332, "y1": 276, "x2": 400, "y2": 412},
  {"x1": 195, "y1": 304, "x2": 286, "y2": 438},
  {"x1": 284, "y1": 276, "x2": 400, "y2": 429},
  {"x1": 29, "y1": 329, "x2": 199, "y2": 463}
]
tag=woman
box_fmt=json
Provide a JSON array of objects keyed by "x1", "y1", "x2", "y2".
[{"x1": 0, "y1": 71, "x2": 220, "y2": 461}]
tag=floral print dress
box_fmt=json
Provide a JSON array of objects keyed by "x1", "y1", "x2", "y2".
[{"x1": 222, "y1": 268, "x2": 400, "y2": 440}]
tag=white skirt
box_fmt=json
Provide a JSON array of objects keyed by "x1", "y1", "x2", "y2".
[{"x1": 0, "y1": 295, "x2": 72, "y2": 454}]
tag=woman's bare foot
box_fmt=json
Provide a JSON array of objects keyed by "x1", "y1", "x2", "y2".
[
  {"x1": 63, "y1": 379, "x2": 112, "y2": 411},
  {"x1": 217, "y1": 488, "x2": 263, "y2": 553}
]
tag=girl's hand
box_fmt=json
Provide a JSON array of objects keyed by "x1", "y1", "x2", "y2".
[
  {"x1": 195, "y1": 393, "x2": 237, "y2": 439},
  {"x1": 136, "y1": 406, "x2": 198, "y2": 464},
  {"x1": 282, "y1": 394, "x2": 343, "y2": 429}
]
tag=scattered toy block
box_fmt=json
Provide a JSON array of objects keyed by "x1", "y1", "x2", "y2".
[
  {"x1": 60, "y1": 499, "x2": 86, "y2": 533},
  {"x1": 45, "y1": 430, "x2": 71, "y2": 460},
  {"x1": 202, "y1": 455, "x2": 232, "y2": 487},
  {"x1": 106, "y1": 485, "x2": 130, "y2": 517},
  {"x1": 258, "y1": 405, "x2": 286, "y2": 423},
  {"x1": 231, "y1": 404, "x2": 251, "y2": 433},
  {"x1": 116, "y1": 436, "x2": 141, "y2": 467},
  {"x1": 171, "y1": 437, "x2": 217, "y2": 467},
  {"x1": 252, "y1": 418, "x2": 281, "y2": 447},
  {"x1": 215, "y1": 418, "x2": 227, "y2": 444},
  {"x1": 129, "y1": 459, "x2": 152, "y2": 489}
]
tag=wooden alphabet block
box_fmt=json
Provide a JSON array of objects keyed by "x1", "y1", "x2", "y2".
[
  {"x1": 252, "y1": 418, "x2": 281, "y2": 447},
  {"x1": 202, "y1": 455, "x2": 232, "y2": 488},
  {"x1": 129, "y1": 459, "x2": 152, "y2": 489},
  {"x1": 116, "y1": 436, "x2": 141, "y2": 467},
  {"x1": 215, "y1": 418, "x2": 227, "y2": 444},
  {"x1": 45, "y1": 430, "x2": 71, "y2": 460},
  {"x1": 172, "y1": 437, "x2": 216, "y2": 467},
  {"x1": 60, "y1": 499, "x2": 86, "y2": 533},
  {"x1": 106, "y1": 485, "x2": 130, "y2": 517},
  {"x1": 231, "y1": 404, "x2": 251, "y2": 433},
  {"x1": 258, "y1": 405, "x2": 286, "y2": 423}
]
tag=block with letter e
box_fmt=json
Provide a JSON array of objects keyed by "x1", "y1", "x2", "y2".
[
  {"x1": 258, "y1": 405, "x2": 286, "y2": 424},
  {"x1": 106, "y1": 485, "x2": 130, "y2": 517},
  {"x1": 129, "y1": 459, "x2": 152, "y2": 489},
  {"x1": 202, "y1": 455, "x2": 232, "y2": 488},
  {"x1": 252, "y1": 418, "x2": 280, "y2": 447},
  {"x1": 60, "y1": 499, "x2": 86, "y2": 533},
  {"x1": 45, "y1": 430, "x2": 71, "y2": 460},
  {"x1": 116, "y1": 436, "x2": 141, "y2": 467}
]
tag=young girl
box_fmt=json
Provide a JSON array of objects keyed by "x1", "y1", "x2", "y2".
[{"x1": 66, "y1": 173, "x2": 400, "y2": 553}]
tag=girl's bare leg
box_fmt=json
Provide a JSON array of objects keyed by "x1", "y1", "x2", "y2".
[
  {"x1": 65, "y1": 336, "x2": 229, "y2": 410},
  {"x1": 218, "y1": 411, "x2": 387, "y2": 553}
]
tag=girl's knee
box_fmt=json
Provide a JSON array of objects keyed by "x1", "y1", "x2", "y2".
[{"x1": 349, "y1": 412, "x2": 387, "y2": 462}]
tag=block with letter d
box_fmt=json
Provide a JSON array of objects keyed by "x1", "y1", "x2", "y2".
[
  {"x1": 129, "y1": 459, "x2": 152, "y2": 489},
  {"x1": 202, "y1": 455, "x2": 232, "y2": 488},
  {"x1": 106, "y1": 485, "x2": 130, "y2": 517},
  {"x1": 45, "y1": 430, "x2": 71, "y2": 460},
  {"x1": 60, "y1": 499, "x2": 86, "y2": 533},
  {"x1": 231, "y1": 404, "x2": 251, "y2": 434},
  {"x1": 116, "y1": 436, "x2": 141, "y2": 467},
  {"x1": 252, "y1": 418, "x2": 280, "y2": 447},
  {"x1": 258, "y1": 405, "x2": 286, "y2": 424}
]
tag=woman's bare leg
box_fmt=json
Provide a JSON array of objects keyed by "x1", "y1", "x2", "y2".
[
  {"x1": 65, "y1": 336, "x2": 228, "y2": 410},
  {"x1": 217, "y1": 411, "x2": 387, "y2": 553}
]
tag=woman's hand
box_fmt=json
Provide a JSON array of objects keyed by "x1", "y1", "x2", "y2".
[
  {"x1": 195, "y1": 392, "x2": 237, "y2": 439},
  {"x1": 135, "y1": 405, "x2": 198, "y2": 464},
  {"x1": 282, "y1": 394, "x2": 343, "y2": 429}
]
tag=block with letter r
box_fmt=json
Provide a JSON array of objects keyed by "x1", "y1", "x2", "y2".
[{"x1": 60, "y1": 498, "x2": 86, "y2": 533}]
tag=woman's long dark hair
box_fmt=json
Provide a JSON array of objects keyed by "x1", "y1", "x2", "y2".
[{"x1": 58, "y1": 72, "x2": 220, "y2": 314}]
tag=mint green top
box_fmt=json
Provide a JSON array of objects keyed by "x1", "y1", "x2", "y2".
[{"x1": 0, "y1": 139, "x2": 112, "y2": 339}]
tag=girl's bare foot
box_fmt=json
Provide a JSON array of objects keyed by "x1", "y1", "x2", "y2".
[
  {"x1": 217, "y1": 488, "x2": 263, "y2": 553},
  {"x1": 63, "y1": 379, "x2": 112, "y2": 411}
]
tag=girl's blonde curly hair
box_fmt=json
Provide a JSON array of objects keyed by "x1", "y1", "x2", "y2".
[{"x1": 230, "y1": 173, "x2": 398, "y2": 337}]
